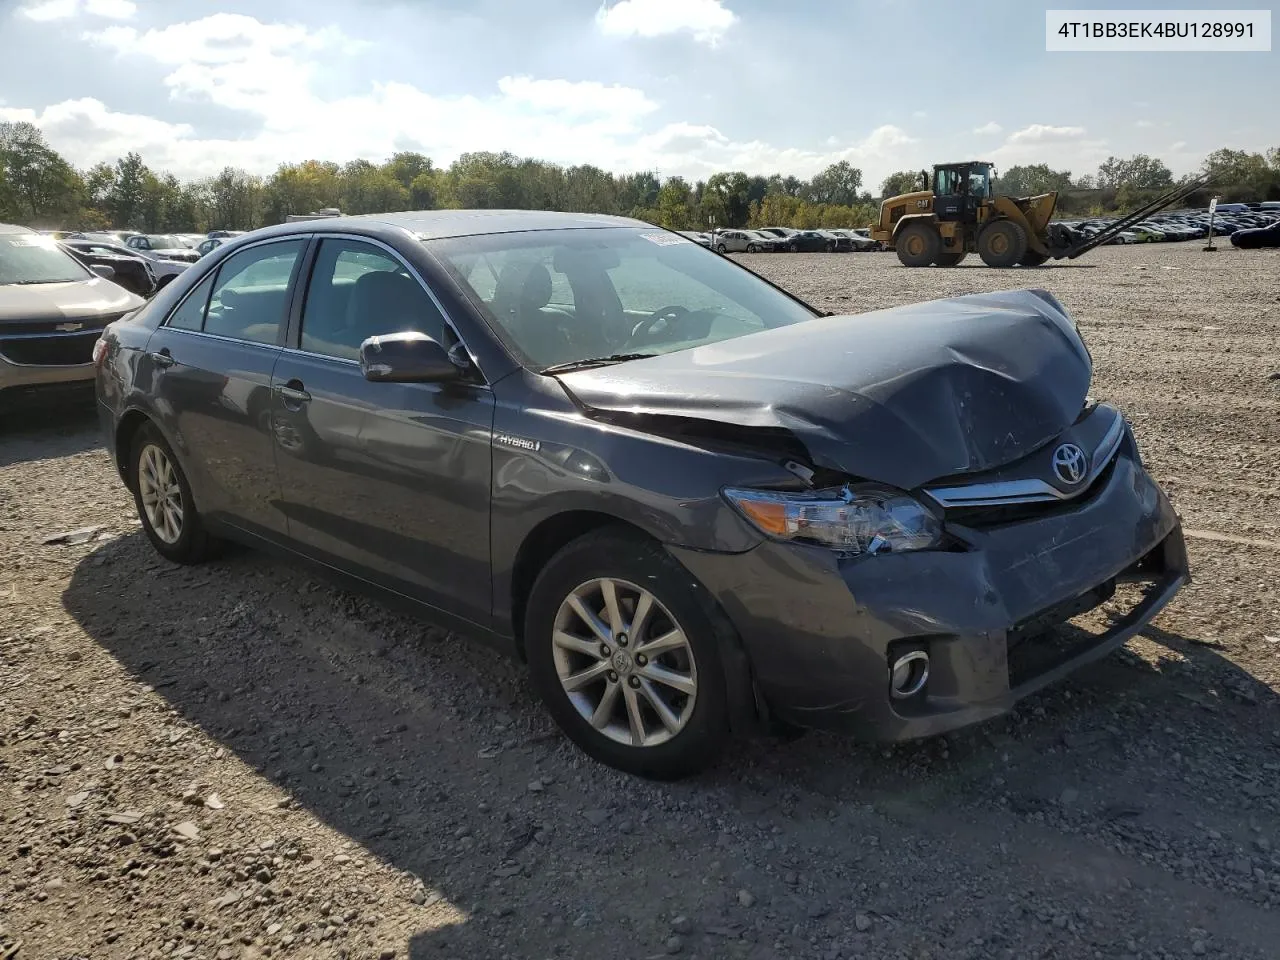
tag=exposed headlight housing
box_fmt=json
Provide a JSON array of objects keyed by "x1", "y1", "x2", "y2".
[{"x1": 723, "y1": 485, "x2": 942, "y2": 557}]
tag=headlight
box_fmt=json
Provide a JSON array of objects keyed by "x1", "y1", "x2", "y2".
[{"x1": 723, "y1": 486, "x2": 941, "y2": 556}]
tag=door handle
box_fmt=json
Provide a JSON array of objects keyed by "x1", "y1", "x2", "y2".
[
  {"x1": 276, "y1": 380, "x2": 311, "y2": 404},
  {"x1": 149, "y1": 348, "x2": 174, "y2": 368}
]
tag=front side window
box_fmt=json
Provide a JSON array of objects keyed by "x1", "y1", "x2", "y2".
[
  {"x1": 202, "y1": 240, "x2": 305, "y2": 345},
  {"x1": 299, "y1": 239, "x2": 448, "y2": 361},
  {"x1": 433, "y1": 227, "x2": 817, "y2": 370},
  {"x1": 0, "y1": 233, "x2": 90, "y2": 285}
]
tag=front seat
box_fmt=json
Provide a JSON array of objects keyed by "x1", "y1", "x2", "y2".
[
  {"x1": 339, "y1": 269, "x2": 432, "y2": 355},
  {"x1": 490, "y1": 262, "x2": 573, "y2": 366}
]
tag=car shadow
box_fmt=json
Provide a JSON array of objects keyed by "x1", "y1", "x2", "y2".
[{"x1": 61, "y1": 532, "x2": 1277, "y2": 957}]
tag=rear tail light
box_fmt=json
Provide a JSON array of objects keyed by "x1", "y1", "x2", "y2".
[{"x1": 92, "y1": 337, "x2": 109, "y2": 368}]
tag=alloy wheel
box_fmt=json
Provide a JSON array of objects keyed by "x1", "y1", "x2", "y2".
[
  {"x1": 138, "y1": 443, "x2": 184, "y2": 544},
  {"x1": 551, "y1": 577, "x2": 698, "y2": 747}
]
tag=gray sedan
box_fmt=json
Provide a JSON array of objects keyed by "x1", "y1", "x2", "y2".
[{"x1": 95, "y1": 211, "x2": 1188, "y2": 779}]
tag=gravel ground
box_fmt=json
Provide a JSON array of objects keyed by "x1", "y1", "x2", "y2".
[{"x1": 2, "y1": 242, "x2": 1279, "y2": 960}]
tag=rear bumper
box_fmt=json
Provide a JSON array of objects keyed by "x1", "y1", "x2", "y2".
[{"x1": 669, "y1": 448, "x2": 1188, "y2": 740}]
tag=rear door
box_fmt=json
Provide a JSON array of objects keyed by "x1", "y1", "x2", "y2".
[
  {"x1": 143, "y1": 237, "x2": 308, "y2": 538},
  {"x1": 269, "y1": 236, "x2": 495, "y2": 626}
]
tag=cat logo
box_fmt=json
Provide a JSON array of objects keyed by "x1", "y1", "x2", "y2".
[{"x1": 54, "y1": 322, "x2": 85, "y2": 332}]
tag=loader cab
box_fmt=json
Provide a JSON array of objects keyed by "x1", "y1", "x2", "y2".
[{"x1": 932, "y1": 162, "x2": 994, "y2": 224}]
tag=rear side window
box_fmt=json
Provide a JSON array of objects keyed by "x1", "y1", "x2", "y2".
[
  {"x1": 167, "y1": 272, "x2": 216, "y2": 331},
  {"x1": 202, "y1": 240, "x2": 305, "y2": 345},
  {"x1": 298, "y1": 239, "x2": 448, "y2": 361}
]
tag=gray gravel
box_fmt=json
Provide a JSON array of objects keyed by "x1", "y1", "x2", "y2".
[{"x1": 2, "y1": 243, "x2": 1279, "y2": 959}]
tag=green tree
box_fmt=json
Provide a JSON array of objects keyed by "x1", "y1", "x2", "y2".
[
  {"x1": 880, "y1": 170, "x2": 924, "y2": 198},
  {"x1": 1096, "y1": 154, "x2": 1173, "y2": 190},
  {"x1": 263, "y1": 160, "x2": 341, "y2": 222},
  {"x1": 206, "y1": 167, "x2": 264, "y2": 229},
  {"x1": 996, "y1": 163, "x2": 1074, "y2": 196},
  {"x1": 0, "y1": 121, "x2": 84, "y2": 223},
  {"x1": 655, "y1": 177, "x2": 695, "y2": 229},
  {"x1": 108, "y1": 152, "x2": 150, "y2": 229},
  {"x1": 806, "y1": 161, "x2": 863, "y2": 206},
  {"x1": 1202, "y1": 148, "x2": 1275, "y2": 197}
]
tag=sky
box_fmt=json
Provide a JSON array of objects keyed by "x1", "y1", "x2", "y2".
[{"x1": 0, "y1": 0, "x2": 1276, "y2": 190}]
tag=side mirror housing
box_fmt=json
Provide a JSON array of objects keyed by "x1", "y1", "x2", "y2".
[
  {"x1": 359, "y1": 331, "x2": 459, "y2": 384},
  {"x1": 91, "y1": 264, "x2": 116, "y2": 280}
]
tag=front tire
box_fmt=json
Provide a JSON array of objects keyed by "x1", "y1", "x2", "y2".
[
  {"x1": 525, "y1": 529, "x2": 731, "y2": 780},
  {"x1": 746, "y1": 243, "x2": 759, "y2": 253},
  {"x1": 714, "y1": 244, "x2": 727, "y2": 254},
  {"x1": 935, "y1": 251, "x2": 968, "y2": 267},
  {"x1": 977, "y1": 219, "x2": 1028, "y2": 267},
  {"x1": 1019, "y1": 250, "x2": 1050, "y2": 266},
  {"x1": 130, "y1": 422, "x2": 217, "y2": 564},
  {"x1": 895, "y1": 222, "x2": 941, "y2": 267}
]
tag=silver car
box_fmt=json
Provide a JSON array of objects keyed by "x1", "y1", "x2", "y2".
[
  {"x1": 711, "y1": 230, "x2": 772, "y2": 254},
  {"x1": 1, "y1": 223, "x2": 145, "y2": 402}
]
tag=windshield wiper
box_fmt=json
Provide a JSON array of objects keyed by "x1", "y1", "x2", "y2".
[
  {"x1": 542, "y1": 353, "x2": 656, "y2": 374},
  {"x1": 4, "y1": 279, "x2": 62, "y2": 285}
]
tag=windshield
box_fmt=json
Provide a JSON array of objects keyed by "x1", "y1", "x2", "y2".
[
  {"x1": 0, "y1": 233, "x2": 91, "y2": 285},
  {"x1": 432, "y1": 227, "x2": 819, "y2": 370},
  {"x1": 147, "y1": 235, "x2": 190, "y2": 248}
]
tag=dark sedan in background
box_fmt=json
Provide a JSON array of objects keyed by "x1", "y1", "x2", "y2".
[{"x1": 94, "y1": 210, "x2": 1187, "y2": 779}]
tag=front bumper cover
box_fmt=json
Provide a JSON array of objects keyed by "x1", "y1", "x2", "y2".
[{"x1": 668, "y1": 447, "x2": 1188, "y2": 740}]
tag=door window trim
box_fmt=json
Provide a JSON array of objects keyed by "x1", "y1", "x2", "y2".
[{"x1": 286, "y1": 232, "x2": 490, "y2": 386}]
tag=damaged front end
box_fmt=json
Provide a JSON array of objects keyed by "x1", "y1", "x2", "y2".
[{"x1": 555, "y1": 288, "x2": 1093, "y2": 493}]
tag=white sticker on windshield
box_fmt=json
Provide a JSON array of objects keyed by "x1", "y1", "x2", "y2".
[{"x1": 640, "y1": 232, "x2": 689, "y2": 246}]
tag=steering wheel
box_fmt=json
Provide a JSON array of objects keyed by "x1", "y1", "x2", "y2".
[{"x1": 628, "y1": 305, "x2": 691, "y2": 347}]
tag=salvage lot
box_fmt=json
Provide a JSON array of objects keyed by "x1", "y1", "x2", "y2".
[{"x1": 2, "y1": 243, "x2": 1279, "y2": 959}]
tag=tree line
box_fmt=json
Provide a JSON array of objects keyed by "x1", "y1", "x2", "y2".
[{"x1": 2, "y1": 120, "x2": 1277, "y2": 235}]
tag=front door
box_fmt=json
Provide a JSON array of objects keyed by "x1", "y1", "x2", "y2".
[
  {"x1": 269, "y1": 237, "x2": 495, "y2": 627},
  {"x1": 144, "y1": 238, "x2": 308, "y2": 538}
]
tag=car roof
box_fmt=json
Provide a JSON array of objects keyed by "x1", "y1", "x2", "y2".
[
  {"x1": 0, "y1": 222, "x2": 36, "y2": 235},
  {"x1": 253, "y1": 209, "x2": 651, "y2": 242}
]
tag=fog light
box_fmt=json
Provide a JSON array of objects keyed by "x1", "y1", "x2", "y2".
[{"x1": 889, "y1": 651, "x2": 929, "y2": 699}]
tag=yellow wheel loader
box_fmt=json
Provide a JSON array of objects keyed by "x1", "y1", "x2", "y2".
[{"x1": 871, "y1": 162, "x2": 1212, "y2": 268}]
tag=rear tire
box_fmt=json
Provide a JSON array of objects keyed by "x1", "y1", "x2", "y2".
[
  {"x1": 525, "y1": 528, "x2": 732, "y2": 780},
  {"x1": 895, "y1": 222, "x2": 941, "y2": 267},
  {"x1": 977, "y1": 220, "x2": 1028, "y2": 268},
  {"x1": 130, "y1": 421, "x2": 217, "y2": 565},
  {"x1": 935, "y1": 251, "x2": 968, "y2": 267}
]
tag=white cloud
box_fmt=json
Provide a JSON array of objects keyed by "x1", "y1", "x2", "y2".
[
  {"x1": 1136, "y1": 119, "x2": 1154, "y2": 128},
  {"x1": 84, "y1": 0, "x2": 135, "y2": 17},
  {"x1": 1169, "y1": 140, "x2": 1188, "y2": 152},
  {"x1": 495, "y1": 76, "x2": 657, "y2": 125},
  {"x1": 912, "y1": 110, "x2": 927, "y2": 119},
  {"x1": 1006, "y1": 124, "x2": 1086, "y2": 144},
  {"x1": 973, "y1": 121, "x2": 1003, "y2": 135},
  {"x1": 16, "y1": 0, "x2": 134, "y2": 18},
  {"x1": 595, "y1": 0, "x2": 737, "y2": 45},
  {"x1": 15, "y1": 0, "x2": 78, "y2": 20},
  {"x1": 13, "y1": 11, "x2": 913, "y2": 188}
]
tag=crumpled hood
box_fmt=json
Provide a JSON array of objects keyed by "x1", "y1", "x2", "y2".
[
  {"x1": 556, "y1": 288, "x2": 1092, "y2": 490},
  {"x1": 0, "y1": 277, "x2": 143, "y2": 323}
]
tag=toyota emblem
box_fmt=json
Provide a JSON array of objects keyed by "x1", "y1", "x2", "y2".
[{"x1": 1052, "y1": 443, "x2": 1088, "y2": 486}]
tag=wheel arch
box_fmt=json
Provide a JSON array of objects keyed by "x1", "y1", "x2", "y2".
[{"x1": 507, "y1": 511, "x2": 764, "y2": 734}]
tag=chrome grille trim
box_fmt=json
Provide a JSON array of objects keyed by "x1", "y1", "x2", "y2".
[{"x1": 924, "y1": 413, "x2": 1126, "y2": 509}]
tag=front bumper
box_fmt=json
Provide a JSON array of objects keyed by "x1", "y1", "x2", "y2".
[
  {"x1": 669, "y1": 448, "x2": 1188, "y2": 740},
  {"x1": 0, "y1": 354, "x2": 95, "y2": 395}
]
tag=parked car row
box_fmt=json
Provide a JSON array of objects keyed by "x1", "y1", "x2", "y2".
[
  {"x1": 1056, "y1": 207, "x2": 1280, "y2": 246},
  {"x1": 679, "y1": 227, "x2": 884, "y2": 254}
]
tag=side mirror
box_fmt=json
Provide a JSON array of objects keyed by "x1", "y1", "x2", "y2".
[
  {"x1": 91, "y1": 264, "x2": 116, "y2": 280},
  {"x1": 359, "y1": 331, "x2": 459, "y2": 384}
]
